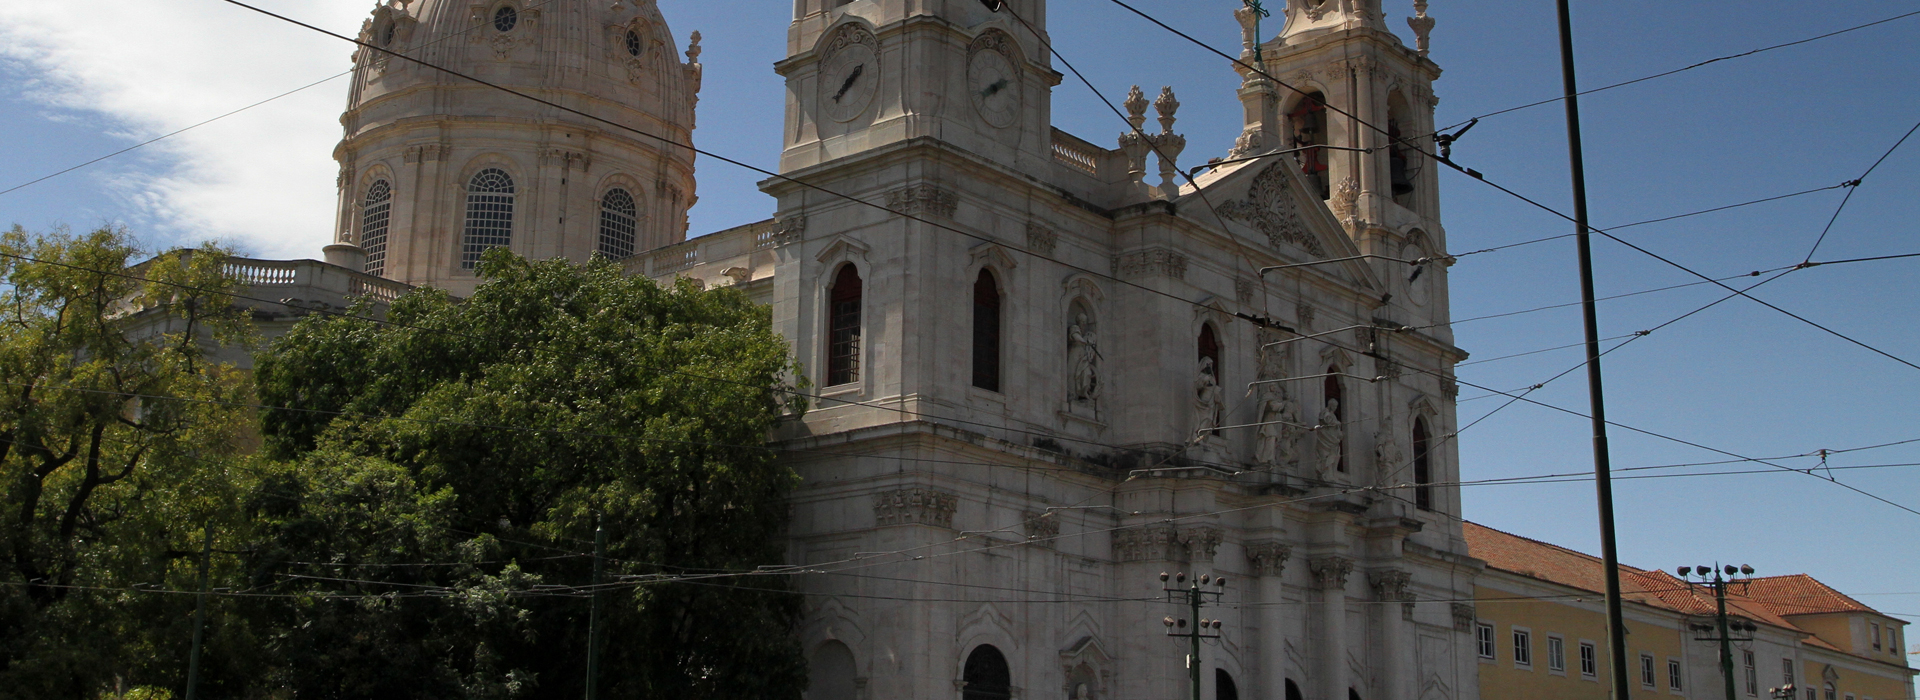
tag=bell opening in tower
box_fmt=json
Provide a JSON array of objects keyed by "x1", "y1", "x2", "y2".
[{"x1": 1289, "y1": 93, "x2": 1331, "y2": 200}]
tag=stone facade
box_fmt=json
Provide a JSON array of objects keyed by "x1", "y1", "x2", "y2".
[{"x1": 302, "y1": 1, "x2": 1482, "y2": 699}]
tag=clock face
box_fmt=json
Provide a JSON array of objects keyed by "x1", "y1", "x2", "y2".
[
  {"x1": 819, "y1": 43, "x2": 878, "y2": 123},
  {"x1": 968, "y1": 48, "x2": 1021, "y2": 129}
]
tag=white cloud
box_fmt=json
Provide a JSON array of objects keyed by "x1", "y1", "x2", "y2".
[{"x1": 0, "y1": 0, "x2": 370, "y2": 258}]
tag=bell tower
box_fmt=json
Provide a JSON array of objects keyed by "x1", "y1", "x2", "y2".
[
  {"x1": 775, "y1": 0, "x2": 1060, "y2": 176},
  {"x1": 1231, "y1": 0, "x2": 1448, "y2": 326}
]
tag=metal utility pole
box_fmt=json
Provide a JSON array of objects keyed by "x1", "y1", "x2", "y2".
[
  {"x1": 1552, "y1": 3, "x2": 1631, "y2": 699},
  {"x1": 185, "y1": 527, "x2": 211, "y2": 700},
  {"x1": 1160, "y1": 572, "x2": 1227, "y2": 700},
  {"x1": 1680, "y1": 564, "x2": 1759, "y2": 700},
  {"x1": 585, "y1": 517, "x2": 606, "y2": 700}
]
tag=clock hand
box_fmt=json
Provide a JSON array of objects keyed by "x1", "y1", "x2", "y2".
[
  {"x1": 978, "y1": 78, "x2": 1010, "y2": 99},
  {"x1": 832, "y1": 64, "x2": 864, "y2": 103}
]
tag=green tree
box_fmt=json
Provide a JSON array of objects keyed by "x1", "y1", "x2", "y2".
[
  {"x1": 251, "y1": 250, "x2": 808, "y2": 699},
  {"x1": 0, "y1": 226, "x2": 258, "y2": 699}
]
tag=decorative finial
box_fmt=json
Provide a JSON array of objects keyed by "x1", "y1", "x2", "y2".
[
  {"x1": 1407, "y1": 0, "x2": 1434, "y2": 56},
  {"x1": 686, "y1": 30, "x2": 703, "y2": 64},
  {"x1": 1124, "y1": 86, "x2": 1149, "y2": 131},
  {"x1": 1154, "y1": 87, "x2": 1180, "y2": 134}
]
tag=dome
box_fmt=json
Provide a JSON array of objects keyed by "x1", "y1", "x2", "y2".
[{"x1": 330, "y1": 0, "x2": 703, "y2": 294}]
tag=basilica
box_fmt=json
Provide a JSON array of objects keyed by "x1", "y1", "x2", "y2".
[{"x1": 300, "y1": 0, "x2": 1478, "y2": 698}]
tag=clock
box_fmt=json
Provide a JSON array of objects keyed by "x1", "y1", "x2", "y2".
[
  {"x1": 967, "y1": 46, "x2": 1021, "y2": 129},
  {"x1": 819, "y1": 41, "x2": 878, "y2": 123}
]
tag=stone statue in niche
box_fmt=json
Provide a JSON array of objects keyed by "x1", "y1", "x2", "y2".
[
  {"x1": 1074, "y1": 683, "x2": 1092, "y2": 700},
  {"x1": 1255, "y1": 387, "x2": 1301, "y2": 467},
  {"x1": 1316, "y1": 397, "x2": 1345, "y2": 479},
  {"x1": 1194, "y1": 357, "x2": 1225, "y2": 436},
  {"x1": 1068, "y1": 313, "x2": 1102, "y2": 404},
  {"x1": 1374, "y1": 415, "x2": 1404, "y2": 486}
]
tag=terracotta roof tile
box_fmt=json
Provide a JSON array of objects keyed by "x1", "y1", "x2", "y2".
[{"x1": 1743, "y1": 574, "x2": 1880, "y2": 617}]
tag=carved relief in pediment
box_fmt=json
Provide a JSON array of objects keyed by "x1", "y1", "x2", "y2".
[{"x1": 1217, "y1": 162, "x2": 1325, "y2": 257}]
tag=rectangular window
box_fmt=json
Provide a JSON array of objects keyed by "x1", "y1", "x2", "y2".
[
  {"x1": 1547, "y1": 636, "x2": 1566, "y2": 673},
  {"x1": 1641, "y1": 654, "x2": 1656, "y2": 688},
  {"x1": 1512, "y1": 628, "x2": 1532, "y2": 667},
  {"x1": 826, "y1": 266, "x2": 863, "y2": 386},
  {"x1": 1670, "y1": 659, "x2": 1684, "y2": 691},
  {"x1": 1477, "y1": 623, "x2": 1496, "y2": 660},
  {"x1": 1783, "y1": 658, "x2": 1795, "y2": 686},
  {"x1": 1580, "y1": 642, "x2": 1598, "y2": 678},
  {"x1": 1872, "y1": 622, "x2": 1882, "y2": 651},
  {"x1": 1745, "y1": 650, "x2": 1758, "y2": 696}
]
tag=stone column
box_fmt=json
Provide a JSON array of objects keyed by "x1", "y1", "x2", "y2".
[
  {"x1": 1247, "y1": 543, "x2": 1293, "y2": 700},
  {"x1": 1370, "y1": 569, "x2": 1413, "y2": 700},
  {"x1": 1310, "y1": 556, "x2": 1354, "y2": 700}
]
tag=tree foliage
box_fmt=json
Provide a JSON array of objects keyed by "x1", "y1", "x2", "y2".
[
  {"x1": 0, "y1": 226, "x2": 257, "y2": 699},
  {"x1": 249, "y1": 250, "x2": 809, "y2": 699}
]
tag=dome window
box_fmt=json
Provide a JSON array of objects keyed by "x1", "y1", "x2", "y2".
[
  {"x1": 492, "y1": 6, "x2": 518, "y2": 33},
  {"x1": 624, "y1": 30, "x2": 642, "y2": 57}
]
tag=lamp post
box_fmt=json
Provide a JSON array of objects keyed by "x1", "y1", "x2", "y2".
[
  {"x1": 1678, "y1": 564, "x2": 1758, "y2": 700},
  {"x1": 1770, "y1": 684, "x2": 1799, "y2": 700},
  {"x1": 1161, "y1": 572, "x2": 1227, "y2": 700}
]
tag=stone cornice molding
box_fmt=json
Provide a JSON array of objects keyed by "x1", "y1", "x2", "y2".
[{"x1": 1112, "y1": 248, "x2": 1188, "y2": 280}]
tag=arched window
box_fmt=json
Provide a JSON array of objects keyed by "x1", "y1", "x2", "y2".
[
  {"x1": 808, "y1": 640, "x2": 857, "y2": 700},
  {"x1": 1289, "y1": 91, "x2": 1331, "y2": 200},
  {"x1": 1198, "y1": 323, "x2": 1221, "y2": 374},
  {"x1": 1324, "y1": 365, "x2": 1346, "y2": 472},
  {"x1": 962, "y1": 645, "x2": 1011, "y2": 700},
  {"x1": 826, "y1": 264, "x2": 863, "y2": 387},
  {"x1": 972, "y1": 269, "x2": 1002, "y2": 392},
  {"x1": 1413, "y1": 417, "x2": 1433, "y2": 511},
  {"x1": 1824, "y1": 683, "x2": 1837, "y2": 700},
  {"x1": 1286, "y1": 680, "x2": 1304, "y2": 700},
  {"x1": 598, "y1": 188, "x2": 639, "y2": 259},
  {"x1": 461, "y1": 168, "x2": 515, "y2": 270},
  {"x1": 1349, "y1": 689, "x2": 1363, "y2": 700},
  {"x1": 360, "y1": 179, "x2": 393, "y2": 277},
  {"x1": 1388, "y1": 92, "x2": 1420, "y2": 206},
  {"x1": 1216, "y1": 669, "x2": 1239, "y2": 700},
  {"x1": 493, "y1": 5, "x2": 518, "y2": 32}
]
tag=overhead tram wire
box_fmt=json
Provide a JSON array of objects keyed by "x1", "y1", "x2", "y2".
[
  {"x1": 0, "y1": 0, "x2": 570, "y2": 199},
  {"x1": 1452, "y1": 182, "x2": 1856, "y2": 259},
  {"x1": 1427, "y1": 9, "x2": 1920, "y2": 137},
  {"x1": 1103, "y1": 0, "x2": 1920, "y2": 376},
  {"x1": 1804, "y1": 118, "x2": 1920, "y2": 261}
]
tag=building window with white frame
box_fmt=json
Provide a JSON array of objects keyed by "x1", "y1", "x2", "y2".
[
  {"x1": 1513, "y1": 628, "x2": 1532, "y2": 668},
  {"x1": 461, "y1": 168, "x2": 515, "y2": 270},
  {"x1": 1641, "y1": 654, "x2": 1656, "y2": 688},
  {"x1": 1476, "y1": 623, "x2": 1496, "y2": 660},
  {"x1": 1547, "y1": 636, "x2": 1565, "y2": 673},
  {"x1": 1871, "y1": 622, "x2": 1882, "y2": 651},
  {"x1": 1579, "y1": 642, "x2": 1597, "y2": 678},
  {"x1": 1783, "y1": 658, "x2": 1795, "y2": 687},
  {"x1": 1669, "y1": 659, "x2": 1684, "y2": 691},
  {"x1": 1744, "y1": 650, "x2": 1757, "y2": 696}
]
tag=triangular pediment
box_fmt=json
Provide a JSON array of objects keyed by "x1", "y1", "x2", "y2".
[{"x1": 1179, "y1": 155, "x2": 1380, "y2": 292}]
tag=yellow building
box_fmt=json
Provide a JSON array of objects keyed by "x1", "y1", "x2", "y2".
[{"x1": 1465, "y1": 523, "x2": 1915, "y2": 700}]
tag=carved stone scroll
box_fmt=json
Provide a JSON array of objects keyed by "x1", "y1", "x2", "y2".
[{"x1": 872, "y1": 488, "x2": 958, "y2": 528}]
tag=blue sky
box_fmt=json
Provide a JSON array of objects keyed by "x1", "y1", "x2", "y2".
[{"x1": 1, "y1": 0, "x2": 1916, "y2": 647}]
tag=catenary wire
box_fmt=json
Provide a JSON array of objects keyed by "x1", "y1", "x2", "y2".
[
  {"x1": 1804, "y1": 118, "x2": 1920, "y2": 261},
  {"x1": 1453, "y1": 182, "x2": 1853, "y2": 259},
  {"x1": 1426, "y1": 10, "x2": 1920, "y2": 136}
]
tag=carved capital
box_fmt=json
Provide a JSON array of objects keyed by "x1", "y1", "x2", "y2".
[
  {"x1": 1176, "y1": 526, "x2": 1224, "y2": 562},
  {"x1": 1245, "y1": 542, "x2": 1293, "y2": 578},
  {"x1": 1025, "y1": 511, "x2": 1061, "y2": 545},
  {"x1": 1113, "y1": 525, "x2": 1178, "y2": 562},
  {"x1": 1308, "y1": 556, "x2": 1354, "y2": 590},
  {"x1": 872, "y1": 488, "x2": 958, "y2": 529},
  {"x1": 1451, "y1": 602, "x2": 1476, "y2": 633},
  {"x1": 1113, "y1": 248, "x2": 1188, "y2": 280},
  {"x1": 1369, "y1": 568, "x2": 1412, "y2": 601},
  {"x1": 773, "y1": 216, "x2": 806, "y2": 247},
  {"x1": 885, "y1": 184, "x2": 958, "y2": 219},
  {"x1": 1026, "y1": 222, "x2": 1058, "y2": 256}
]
